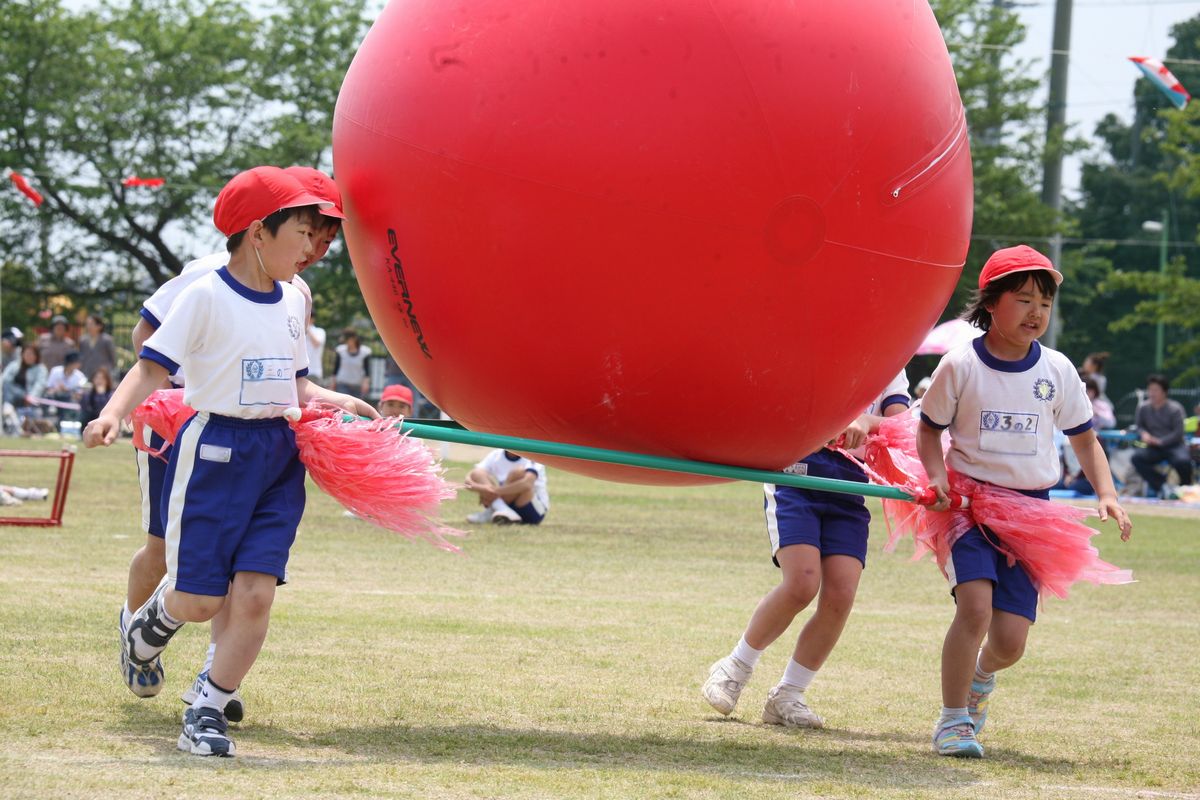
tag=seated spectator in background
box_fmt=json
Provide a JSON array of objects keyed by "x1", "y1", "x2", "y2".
[
  {"x1": 78, "y1": 314, "x2": 117, "y2": 380},
  {"x1": 464, "y1": 449, "x2": 550, "y2": 526},
  {"x1": 1, "y1": 327, "x2": 22, "y2": 371},
  {"x1": 2, "y1": 344, "x2": 48, "y2": 434},
  {"x1": 1131, "y1": 374, "x2": 1193, "y2": 498},
  {"x1": 1080, "y1": 351, "x2": 1110, "y2": 400},
  {"x1": 45, "y1": 351, "x2": 88, "y2": 417},
  {"x1": 36, "y1": 315, "x2": 76, "y2": 370},
  {"x1": 378, "y1": 384, "x2": 413, "y2": 418},
  {"x1": 1084, "y1": 376, "x2": 1116, "y2": 429},
  {"x1": 333, "y1": 330, "x2": 371, "y2": 398},
  {"x1": 80, "y1": 366, "x2": 115, "y2": 427}
]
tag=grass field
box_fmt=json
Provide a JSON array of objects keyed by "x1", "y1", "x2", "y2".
[{"x1": 0, "y1": 436, "x2": 1197, "y2": 799}]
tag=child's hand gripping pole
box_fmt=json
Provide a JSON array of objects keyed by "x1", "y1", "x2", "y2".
[{"x1": 914, "y1": 488, "x2": 971, "y2": 509}]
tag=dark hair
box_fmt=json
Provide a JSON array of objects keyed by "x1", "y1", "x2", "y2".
[
  {"x1": 90, "y1": 366, "x2": 113, "y2": 392},
  {"x1": 87, "y1": 313, "x2": 106, "y2": 331},
  {"x1": 15, "y1": 343, "x2": 41, "y2": 387},
  {"x1": 63, "y1": 351, "x2": 81, "y2": 366},
  {"x1": 961, "y1": 270, "x2": 1058, "y2": 331},
  {"x1": 1082, "y1": 376, "x2": 1100, "y2": 396},
  {"x1": 225, "y1": 204, "x2": 323, "y2": 253},
  {"x1": 1085, "y1": 351, "x2": 1109, "y2": 372},
  {"x1": 314, "y1": 217, "x2": 342, "y2": 234},
  {"x1": 1146, "y1": 373, "x2": 1170, "y2": 393}
]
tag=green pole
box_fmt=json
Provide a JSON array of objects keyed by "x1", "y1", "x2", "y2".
[{"x1": 398, "y1": 419, "x2": 920, "y2": 503}]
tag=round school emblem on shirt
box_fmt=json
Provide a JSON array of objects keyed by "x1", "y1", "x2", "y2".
[
  {"x1": 287, "y1": 315, "x2": 301, "y2": 340},
  {"x1": 1033, "y1": 377, "x2": 1056, "y2": 402},
  {"x1": 982, "y1": 411, "x2": 1000, "y2": 430},
  {"x1": 245, "y1": 360, "x2": 264, "y2": 380}
]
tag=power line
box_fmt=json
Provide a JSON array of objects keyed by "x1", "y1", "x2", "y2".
[{"x1": 972, "y1": 233, "x2": 1200, "y2": 248}]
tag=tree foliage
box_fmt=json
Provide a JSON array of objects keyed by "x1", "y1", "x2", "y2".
[{"x1": 0, "y1": 0, "x2": 371, "y2": 329}]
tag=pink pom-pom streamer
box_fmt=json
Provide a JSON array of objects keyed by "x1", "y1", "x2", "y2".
[
  {"x1": 130, "y1": 389, "x2": 195, "y2": 460},
  {"x1": 864, "y1": 415, "x2": 1133, "y2": 602},
  {"x1": 287, "y1": 402, "x2": 463, "y2": 552}
]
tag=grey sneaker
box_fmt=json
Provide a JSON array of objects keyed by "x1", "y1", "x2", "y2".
[
  {"x1": 466, "y1": 509, "x2": 494, "y2": 524},
  {"x1": 119, "y1": 607, "x2": 164, "y2": 698},
  {"x1": 762, "y1": 685, "x2": 824, "y2": 729},
  {"x1": 178, "y1": 705, "x2": 236, "y2": 757},
  {"x1": 701, "y1": 656, "x2": 752, "y2": 715},
  {"x1": 181, "y1": 670, "x2": 245, "y2": 724}
]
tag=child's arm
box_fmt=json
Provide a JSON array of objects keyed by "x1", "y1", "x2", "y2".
[
  {"x1": 1068, "y1": 429, "x2": 1133, "y2": 541},
  {"x1": 916, "y1": 421, "x2": 951, "y2": 511},
  {"x1": 489, "y1": 471, "x2": 536, "y2": 503},
  {"x1": 297, "y1": 376, "x2": 381, "y2": 420},
  {"x1": 82, "y1": 359, "x2": 169, "y2": 447}
]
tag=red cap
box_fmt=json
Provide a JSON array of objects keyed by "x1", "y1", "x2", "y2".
[
  {"x1": 381, "y1": 384, "x2": 414, "y2": 405},
  {"x1": 978, "y1": 245, "x2": 1064, "y2": 291},
  {"x1": 284, "y1": 166, "x2": 346, "y2": 220},
  {"x1": 213, "y1": 166, "x2": 332, "y2": 236}
]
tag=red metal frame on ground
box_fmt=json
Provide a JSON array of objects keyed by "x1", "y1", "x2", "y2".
[{"x1": 0, "y1": 448, "x2": 76, "y2": 527}]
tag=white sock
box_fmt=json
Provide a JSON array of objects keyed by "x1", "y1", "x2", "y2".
[
  {"x1": 974, "y1": 651, "x2": 994, "y2": 682},
  {"x1": 121, "y1": 605, "x2": 132, "y2": 631},
  {"x1": 8, "y1": 486, "x2": 43, "y2": 500},
  {"x1": 731, "y1": 636, "x2": 763, "y2": 670},
  {"x1": 203, "y1": 643, "x2": 217, "y2": 673},
  {"x1": 940, "y1": 706, "x2": 968, "y2": 725},
  {"x1": 779, "y1": 659, "x2": 817, "y2": 692},
  {"x1": 129, "y1": 588, "x2": 184, "y2": 662},
  {"x1": 489, "y1": 498, "x2": 506, "y2": 512},
  {"x1": 193, "y1": 675, "x2": 235, "y2": 712}
]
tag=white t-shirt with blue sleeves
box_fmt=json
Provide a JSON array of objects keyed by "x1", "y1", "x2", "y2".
[
  {"x1": 141, "y1": 267, "x2": 309, "y2": 418},
  {"x1": 920, "y1": 336, "x2": 1092, "y2": 490}
]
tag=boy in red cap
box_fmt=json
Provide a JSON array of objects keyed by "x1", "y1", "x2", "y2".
[
  {"x1": 84, "y1": 166, "x2": 375, "y2": 758},
  {"x1": 917, "y1": 244, "x2": 1131, "y2": 758},
  {"x1": 379, "y1": 384, "x2": 414, "y2": 418},
  {"x1": 116, "y1": 167, "x2": 344, "y2": 719}
]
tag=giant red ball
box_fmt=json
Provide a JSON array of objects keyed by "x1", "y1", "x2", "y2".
[{"x1": 333, "y1": 0, "x2": 972, "y2": 484}]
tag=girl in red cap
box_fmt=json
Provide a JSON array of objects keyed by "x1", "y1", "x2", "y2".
[
  {"x1": 83, "y1": 167, "x2": 375, "y2": 758},
  {"x1": 917, "y1": 245, "x2": 1131, "y2": 758}
]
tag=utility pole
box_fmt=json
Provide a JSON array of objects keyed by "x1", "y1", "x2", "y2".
[
  {"x1": 1142, "y1": 212, "x2": 1169, "y2": 370},
  {"x1": 1041, "y1": 0, "x2": 1073, "y2": 350}
]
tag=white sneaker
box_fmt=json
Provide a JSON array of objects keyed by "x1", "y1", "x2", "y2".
[
  {"x1": 466, "y1": 509, "x2": 494, "y2": 524},
  {"x1": 490, "y1": 506, "x2": 522, "y2": 525},
  {"x1": 701, "y1": 656, "x2": 752, "y2": 715},
  {"x1": 762, "y1": 685, "x2": 824, "y2": 729}
]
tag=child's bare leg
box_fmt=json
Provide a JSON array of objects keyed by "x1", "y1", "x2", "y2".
[
  {"x1": 941, "y1": 579, "x2": 993, "y2": 708},
  {"x1": 744, "y1": 544, "x2": 821, "y2": 650},
  {"x1": 505, "y1": 467, "x2": 536, "y2": 507},
  {"x1": 208, "y1": 571, "x2": 277, "y2": 691},
  {"x1": 792, "y1": 554, "x2": 863, "y2": 670},
  {"x1": 979, "y1": 610, "x2": 1030, "y2": 673},
  {"x1": 127, "y1": 535, "x2": 167, "y2": 611}
]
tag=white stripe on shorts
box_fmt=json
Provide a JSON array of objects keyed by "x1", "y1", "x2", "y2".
[
  {"x1": 763, "y1": 483, "x2": 781, "y2": 556},
  {"x1": 163, "y1": 412, "x2": 209, "y2": 586},
  {"x1": 137, "y1": 424, "x2": 152, "y2": 533}
]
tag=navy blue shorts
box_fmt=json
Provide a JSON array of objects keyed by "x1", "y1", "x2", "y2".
[
  {"x1": 764, "y1": 450, "x2": 870, "y2": 567},
  {"x1": 512, "y1": 497, "x2": 547, "y2": 525},
  {"x1": 136, "y1": 426, "x2": 169, "y2": 539},
  {"x1": 161, "y1": 413, "x2": 306, "y2": 596},
  {"x1": 946, "y1": 487, "x2": 1048, "y2": 623}
]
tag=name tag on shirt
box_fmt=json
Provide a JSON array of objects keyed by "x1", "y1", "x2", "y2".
[
  {"x1": 239, "y1": 357, "x2": 294, "y2": 407},
  {"x1": 978, "y1": 410, "x2": 1039, "y2": 456}
]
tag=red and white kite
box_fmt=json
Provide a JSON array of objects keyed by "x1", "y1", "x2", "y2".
[
  {"x1": 1130, "y1": 56, "x2": 1190, "y2": 110},
  {"x1": 4, "y1": 168, "x2": 44, "y2": 206},
  {"x1": 122, "y1": 176, "x2": 166, "y2": 188}
]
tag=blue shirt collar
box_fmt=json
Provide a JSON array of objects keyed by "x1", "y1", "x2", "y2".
[
  {"x1": 972, "y1": 334, "x2": 1041, "y2": 373},
  {"x1": 217, "y1": 266, "x2": 282, "y2": 304}
]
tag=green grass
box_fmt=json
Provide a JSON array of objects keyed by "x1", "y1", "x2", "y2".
[{"x1": 1, "y1": 436, "x2": 1197, "y2": 799}]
